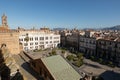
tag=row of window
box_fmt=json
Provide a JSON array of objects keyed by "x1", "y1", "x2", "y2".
[
  {"x1": 25, "y1": 45, "x2": 45, "y2": 50},
  {"x1": 80, "y1": 38, "x2": 96, "y2": 44},
  {"x1": 24, "y1": 41, "x2": 59, "y2": 46},
  {"x1": 98, "y1": 41, "x2": 118, "y2": 47},
  {"x1": 20, "y1": 36, "x2": 60, "y2": 41}
]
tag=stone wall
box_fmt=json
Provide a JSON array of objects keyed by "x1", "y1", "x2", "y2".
[{"x1": 0, "y1": 31, "x2": 20, "y2": 54}]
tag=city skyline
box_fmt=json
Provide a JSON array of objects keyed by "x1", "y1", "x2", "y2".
[{"x1": 0, "y1": 0, "x2": 120, "y2": 29}]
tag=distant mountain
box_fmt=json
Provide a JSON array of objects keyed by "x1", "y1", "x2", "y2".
[
  {"x1": 53, "y1": 28, "x2": 65, "y2": 31},
  {"x1": 102, "y1": 25, "x2": 120, "y2": 30},
  {"x1": 82, "y1": 28, "x2": 96, "y2": 30}
]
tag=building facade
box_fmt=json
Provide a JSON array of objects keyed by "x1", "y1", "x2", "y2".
[
  {"x1": 79, "y1": 36, "x2": 96, "y2": 57},
  {"x1": 79, "y1": 31, "x2": 97, "y2": 57},
  {"x1": 66, "y1": 30, "x2": 80, "y2": 51},
  {"x1": 0, "y1": 14, "x2": 20, "y2": 54},
  {"x1": 60, "y1": 30, "x2": 71, "y2": 47},
  {"x1": 60, "y1": 29, "x2": 120, "y2": 66},
  {"x1": 19, "y1": 29, "x2": 60, "y2": 51},
  {"x1": 97, "y1": 38, "x2": 120, "y2": 66},
  {"x1": 60, "y1": 29, "x2": 84, "y2": 51}
]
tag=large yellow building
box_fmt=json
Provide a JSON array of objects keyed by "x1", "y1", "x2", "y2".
[{"x1": 0, "y1": 14, "x2": 20, "y2": 54}]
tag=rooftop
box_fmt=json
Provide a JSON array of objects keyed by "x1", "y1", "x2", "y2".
[
  {"x1": 24, "y1": 50, "x2": 50, "y2": 60},
  {"x1": 41, "y1": 55, "x2": 82, "y2": 80}
]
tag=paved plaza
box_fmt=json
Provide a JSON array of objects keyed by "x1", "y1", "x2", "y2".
[
  {"x1": 13, "y1": 49, "x2": 120, "y2": 80},
  {"x1": 56, "y1": 49, "x2": 120, "y2": 80},
  {"x1": 79, "y1": 58, "x2": 120, "y2": 80}
]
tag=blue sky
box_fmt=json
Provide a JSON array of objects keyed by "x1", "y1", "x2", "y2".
[{"x1": 0, "y1": 0, "x2": 120, "y2": 29}]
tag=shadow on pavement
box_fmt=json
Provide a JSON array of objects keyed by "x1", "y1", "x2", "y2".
[
  {"x1": 100, "y1": 70, "x2": 120, "y2": 80},
  {"x1": 21, "y1": 62, "x2": 44, "y2": 80}
]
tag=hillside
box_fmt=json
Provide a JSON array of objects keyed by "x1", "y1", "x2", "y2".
[{"x1": 102, "y1": 25, "x2": 120, "y2": 30}]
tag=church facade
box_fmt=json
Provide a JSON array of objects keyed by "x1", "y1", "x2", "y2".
[{"x1": 0, "y1": 14, "x2": 20, "y2": 54}]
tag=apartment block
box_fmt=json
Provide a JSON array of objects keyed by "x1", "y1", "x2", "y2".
[
  {"x1": 79, "y1": 30, "x2": 101, "y2": 57},
  {"x1": 19, "y1": 28, "x2": 60, "y2": 51},
  {"x1": 97, "y1": 35, "x2": 120, "y2": 66}
]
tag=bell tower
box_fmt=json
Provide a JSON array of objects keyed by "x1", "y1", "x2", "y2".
[{"x1": 1, "y1": 13, "x2": 9, "y2": 28}]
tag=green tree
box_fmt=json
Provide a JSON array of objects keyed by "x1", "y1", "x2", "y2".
[
  {"x1": 108, "y1": 61, "x2": 115, "y2": 67},
  {"x1": 61, "y1": 50, "x2": 65, "y2": 54},
  {"x1": 66, "y1": 55, "x2": 74, "y2": 61},
  {"x1": 98, "y1": 58, "x2": 103, "y2": 64},
  {"x1": 24, "y1": 37, "x2": 29, "y2": 42},
  {"x1": 90, "y1": 56, "x2": 95, "y2": 61},
  {"x1": 108, "y1": 61, "x2": 113, "y2": 65},
  {"x1": 73, "y1": 60, "x2": 83, "y2": 67},
  {"x1": 77, "y1": 53, "x2": 83, "y2": 60},
  {"x1": 51, "y1": 49, "x2": 56, "y2": 55},
  {"x1": 24, "y1": 33, "x2": 29, "y2": 42}
]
